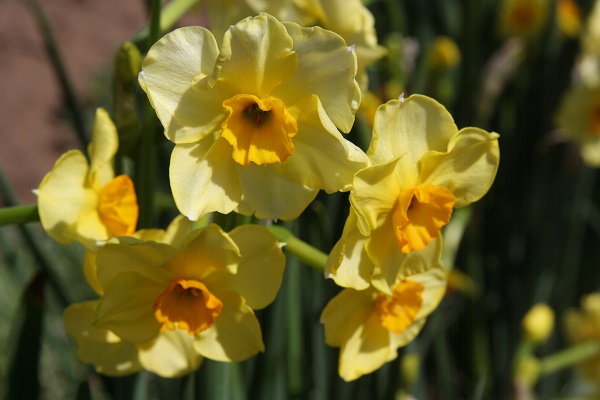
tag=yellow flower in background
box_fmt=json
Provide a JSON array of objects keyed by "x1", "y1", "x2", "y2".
[
  {"x1": 428, "y1": 36, "x2": 461, "y2": 70},
  {"x1": 578, "y1": 0, "x2": 600, "y2": 88},
  {"x1": 36, "y1": 108, "x2": 138, "y2": 250},
  {"x1": 499, "y1": 0, "x2": 550, "y2": 39},
  {"x1": 565, "y1": 293, "x2": 600, "y2": 384},
  {"x1": 555, "y1": 86, "x2": 600, "y2": 166},
  {"x1": 321, "y1": 264, "x2": 446, "y2": 381},
  {"x1": 139, "y1": 14, "x2": 368, "y2": 221},
  {"x1": 522, "y1": 303, "x2": 555, "y2": 343},
  {"x1": 326, "y1": 95, "x2": 500, "y2": 293},
  {"x1": 556, "y1": 0, "x2": 581, "y2": 39},
  {"x1": 64, "y1": 216, "x2": 202, "y2": 377},
  {"x1": 91, "y1": 223, "x2": 285, "y2": 362}
]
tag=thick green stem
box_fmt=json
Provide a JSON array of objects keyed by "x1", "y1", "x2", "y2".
[
  {"x1": 136, "y1": 0, "x2": 162, "y2": 229},
  {"x1": 134, "y1": 0, "x2": 199, "y2": 45},
  {"x1": 538, "y1": 341, "x2": 600, "y2": 376},
  {"x1": 0, "y1": 205, "x2": 40, "y2": 227},
  {"x1": 266, "y1": 225, "x2": 328, "y2": 271}
]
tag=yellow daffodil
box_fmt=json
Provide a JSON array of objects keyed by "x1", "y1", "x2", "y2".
[
  {"x1": 556, "y1": 0, "x2": 582, "y2": 39},
  {"x1": 326, "y1": 95, "x2": 500, "y2": 293},
  {"x1": 90, "y1": 223, "x2": 285, "y2": 362},
  {"x1": 578, "y1": 0, "x2": 600, "y2": 88},
  {"x1": 320, "y1": 264, "x2": 446, "y2": 381},
  {"x1": 555, "y1": 86, "x2": 600, "y2": 166},
  {"x1": 139, "y1": 14, "x2": 368, "y2": 221},
  {"x1": 64, "y1": 216, "x2": 203, "y2": 377},
  {"x1": 565, "y1": 293, "x2": 600, "y2": 384},
  {"x1": 36, "y1": 108, "x2": 138, "y2": 250},
  {"x1": 498, "y1": 0, "x2": 550, "y2": 39},
  {"x1": 429, "y1": 36, "x2": 461, "y2": 70}
]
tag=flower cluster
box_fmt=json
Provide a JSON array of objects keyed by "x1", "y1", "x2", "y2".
[{"x1": 35, "y1": 11, "x2": 500, "y2": 382}]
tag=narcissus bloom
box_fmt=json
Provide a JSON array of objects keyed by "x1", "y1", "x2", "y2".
[
  {"x1": 565, "y1": 293, "x2": 600, "y2": 384},
  {"x1": 139, "y1": 14, "x2": 368, "y2": 221},
  {"x1": 91, "y1": 223, "x2": 285, "y2": 362},
  {"x1": 321, "y1": 264, "x2": 446, "y2": 381},
  {"x1": 36, "y1": 108, "x2": 138, "y2": 250},
  {"x1": 498, "y1": 0, "x2": 550, "y2": 39},
  {"x1": 555, "y1": 86, "x2": 600, "y2": 166},
  {"x1": 64, "y1": 216, "x2": 203, "y2": 377},
  {"x1": 326, "y1": 95, "x2": 500, "y2": 293}
]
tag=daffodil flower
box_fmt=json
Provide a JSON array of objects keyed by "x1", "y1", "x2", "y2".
[
  {"x1": 139, "y1": 13, "x2": 368, "y2": 221},
  {"x1": 64, "y1": 216, "x2": 204, "y2": 377},
  {"x1": 91, "y1": 223, "x2": 285, "y2": 362},
  {"x1": 556, "y1": 86, "x2": 600, "y2": 166},
  {"x1": 320, "y1": 264, "x2": 446, "y2": 381},
  {"x1": 36, "y1": 108, "x2": 138, "y2": 250},
  {"x1": 326, "y1": 95, "x2": 500, "y2": 293},
  {"x1": 565, "y1": 293, "x2": 600, "y2": 385}
]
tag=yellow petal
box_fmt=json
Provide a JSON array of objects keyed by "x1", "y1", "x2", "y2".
[
  {"x1": 138, "y1": 330, "x2": 203, "y2": 378},
  {"x1": 228, "y1": 224, "x2": 285, "y2": 309},
  {"x1": 221, "y1": 94, "x2": 298, "y2": 165},
  {"x1": 350, "y1": 157, "x2": 403, "y2": 236},
  {"x1": 97, "y1": 175, "x2": 138, "y2": 236},
  {"x1": 419, "y1": 128, "x2": 500, "y2": 208},
  {"x1": 87, "y1": 108, "x2": 118, "y2": 187},
  {"x1": 320, "y1": 287, "x2": 376, "y2": 347},
  {"x1": 275, "y1": 21, "x2": 360, "y2": 133},
  {"x1": 235, "y1": 162, "x2": 319, "y2": 220},
  {"x1": 64, "y1": 301, "x2": 120, "y2": 343},
  {"x1": 369, "y1": 95, "x2": 458, "y2": 176},
  {"x1": 194, "y1": 291, "x2": 264, "y2": 361},
  {"x1": 325, "y1": 209, "x2": 375, "y2": 290},
  {"x1": 37, "y1": 150, "x2": 105, "y2": 248},
  {"x1": 170, "y1": 138, "x2": 242, "y2": 220},
  {"x1": 139, "y1": 26, "x2": 229, "y2": 144},
  {"x1": 216, "y1": 14, "x2": 298, "y2": 98},
  {"x1": 161, "y1": 215, "x2": 194, "y2": 248},
  {"x1": 95, "y1": 271, "x2": 166, "y2": 343},
  {"x1": 276, "y1": 95, "x2": 369, "y2": 193},
  {"x1": 375, "y1": 280, "x2": 424, "y2": 334},
  {"x1": 83, "y1": 252, "x2": 103, "y2": 295},
  {"x1": 338, "y1": 306, "x2": 397, "y2": 381}
]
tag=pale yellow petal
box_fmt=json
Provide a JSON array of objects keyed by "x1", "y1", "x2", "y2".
[
  {"x1": 139, "y1": 27, "x2": 229, "y2": 144},
  {"x1": 215, "y1": 14, "x2": 297, "y2": 98},
  {"x1": 338, "y1": 306, "x2": 397, "y2": 381},
  {"x1": 77, "y1": 339, "x2": 141, "y2": 377},
  {"x1": 228, "y1": 225, "x2": 285, "y2": 309},
  {"x1": 367, "y1": 221, "x2": 443, "y2": 295},
  {"x1": 276, "y1": 22, "x2": 360, "y2": 132},
  {"x1": 37, "y1": 150, "x2": 105, "y2": 248},
  {"x1": 170, "y1": 137, "x2": 242, "y2": 220},
  {"x1": 278, "y1": 95, "x2": 368, "y2": 193},
  {"x1": 369, "y1": 96, "x2": 458, "y2": 174},
  {"x1": 96, "y1": 239, "x2": 177, "y2": 290},
  {"x1": 138, "y1": 330, "x2": 203, "y2": 378},
  {"x1": 194, "y1": 291, "x2": 264, "y2": 361},
  {"x1": 83, "y1": 252, "x2": 103, "y2": 295},
  {"x1": 95, "y1": 271, "x2": 165, "y2": 343},
  {"x1": 409, "y1": 265, "x2": 447, "y2": 318},
  {"x1": 88, "y1": 108, "x2": 118, "y2": 187},
  {"x1": 235, "y1": 162, "x2": 319, "y2": 220},
  {"x1": 419, "y1": 128, "x2": 500, "y2": 207},
  {"x1": 388, "y1": 319, "x2": 426, "y2": 350},
  {"x1": 349, "y1": 158, "x2": 402, "y2": 236},
  {"x1": 64, "y1": 301, "x2": 120, "y2": 343},
  {"x1": 326, "y1": 209, "x2": 375, "y2": 290},
  {"x1": 161, "y1": 215, "x2": 194, "y2": 248},
  {"x1": 170, "y1": 224, "x2": 241, "y2": 283},
  {"x1": 320, "y1": 287, "x2": 376, "y2": 347}
]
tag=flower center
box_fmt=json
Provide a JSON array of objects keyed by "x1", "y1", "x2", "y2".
[
  {"x1": 97, "y1": 174, "x2": 138, "y2": 236},
  {"x1": 391, "y1": 184, "x2": 456, "y2": 253},
  {"x1": 375, "y1": 279, "x2": 424, "y2": 334},
  {"x1": 153, "y1": 278, "x2": 223, "y2": 335},
  {"x1": 221, "y1": 94, "x2": 298, "y2": 166}
]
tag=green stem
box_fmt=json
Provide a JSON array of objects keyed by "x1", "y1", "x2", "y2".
[
  {"x1": 0, "y1": 205, "x2": 40, "y2": 226},
  {"x1": 136, "y1": 0, "x2": 162, "y2": 229},
  {"x1": 134, "y1": 0, "x2": 199, "y2": 45},
  {"x1": 538, "y1": 341, "x2": 600, "y2": 376},
  {"x1": 266, "y1": 225, "x2": 328, "y2": 271}
]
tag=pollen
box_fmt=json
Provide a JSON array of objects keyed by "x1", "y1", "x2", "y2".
[
  {"x1": 97, "y1": 175, "x2": 138, "y2": 236},
  {"x1": 153, "y1": 278, "x2": 223, "y2": 335},
  {"x1": 391, "y1": 184, "x2": 456, "y2": 253},
  {"x1": 375, "y1": 279, "x2": 424, "y2": 334},
  {"x1": 221, "y1": 94, "x2": 298, "y2": 166}
]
